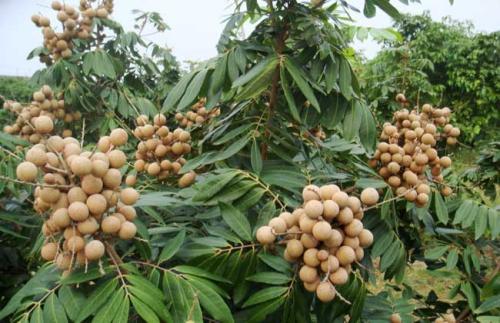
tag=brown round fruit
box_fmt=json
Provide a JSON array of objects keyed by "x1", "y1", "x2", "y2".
[
  {"x1": 109, "y1": 128, "x2": 128, "y2": 146},
  {"x1": 84, "y1": 240, "x2": 105, "y2": 261},
  {"x1": 286, "y1": 239, "x2": 304, "y2": 258},
  {"x1": 16, "y1": 161, "x2": 38, "y2": 182},
  {"x1": 336, "y1": 246, "x2": 355, "y2": 266},
  {"x1": 41, "y1": 242, "x2": 58, "y2": 260},
  {"x1": 360, "y1": 188, "x2": 379, "y2": 206},
  {"x1": 68, "y1": 201, "x2": 89, "y2": 221},
  {"x1": 102, "y1": 216, "x2": 121, "y2": 234},
  {"x1": 312, "y1": 221, "x2": 332, "y2": 241},
  {"x1": 269, "y1": 217, "x2": 287, "y2": 233},
  {"x1": 316, "y1": 281, "x2": 336, "y2": 302},
  {"x1": 119, "y1": 221, "x2": 137, "y2": 240},
  {"x1": 120, "y1": 188, "x2": 139, "y2": 205},
  {"x1": 299, "y1": 265, "x2": 318, "y2": 283},
  {"x1": 304, "y1": 200, "x2": 324, "y2": 219}
]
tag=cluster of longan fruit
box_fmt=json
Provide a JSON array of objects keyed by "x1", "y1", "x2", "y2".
[
  {"x1": 256, "y1": 184, "x2": 380, "y2": 302},
  {"x1": 369, "y1": 98, "x2": 459, "y2": 206},
  {"x1": 16, "y1": 128, "x2": 139, "y2": 274},
  {"x1": 2, "y1": 85, "x2": 77, "y2": 143},
  {"x1": 130, "y1": 114, "x2": 196, "y2": 188},
  {"x1": 31, "y1": 0, "x2": 113, "y2": 63},
  {"x1": 174, "y1": 98, "x2": 220, "y2": 127}
]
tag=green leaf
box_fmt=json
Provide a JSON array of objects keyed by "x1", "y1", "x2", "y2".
[
  {"x1": 453, "y1": 200, "x2": 474, "y2": 225},
  {"x1": 355, "y1": 178, "x2": 387, "y2": 189},
  {"x1": 212, "y1": 124, "x2": 253, "y2": 145},
  {"x1": 424, "y1": 245, "x2": 448, "y2": 260},
  {"x1": 246, "y1": 298, "x2": 284, "y2": 323},
  {"x1": 211, "y1": 134, "x2": 251, "y2": 162},
  {"x1": 162, "y1": 72, "x2": 196, "y2": 112},
  {"x1": 246, "y1": 272, "x2": 291, "y2": 285},
  {"x1": 76, "y1": 278, "x2": 118, "y2": 322},
  {"x1": 339, "y1": 57, "x2": 352, "y2": 100},
  {"x1": 211, "y1": 54, "x2": 228, "y2": 92},
  {"x1": 343, "y1": 102, "x2": 362, "y2": 140},
  {"x1": 373, "y1": 0, "x2": 400, "y2": 19},
  {"x1": 434, "y1": 192, "x2": 449, "y2": 224},
  {"x1": 177, "y1": 69, "x2": 209, "y2": 111},
  {"x1": 474, "y1": 294, "x2": 500, "y2": 314},
  {"x1": 188, "y1": 279, "x2": 234, "y2": 323},
  {"x1": 242, "y1": 286, "x2": 287, "y2": 308},
  {"x1": 218, "y1": 202, "x2": 252, "y2": 241},
  {"x1": 488, "y1": 208, "x2": 499, "y2": 239},
  {"x1": 284, "y1": 58, "x2": 320, "y2": 111},
  {"x1": 461, "y1": 281, "x2": 477, "y2": 310},
  {"x1": 112, "y1": 295, "x2": 129, "y2": 323},
  {"x1": 91, "y1": 288, "x2": 124, "y2": 323},
  {"x1": 43, "y1": 294, "x2": 68, "y2": 323},
  {"x1": 232, "y1": 56, "x2": 276, "y2": 88},
  {"x1": 61, "y1": 267, "x2": 107, "y2": 285},
  {"x1": 324, "y1": 57, "x2": 338, "y2": 93},
  {"x1": 446, "y1": 249, "x2": 459, "y2": 270},
  {"x1": 129, "y1": 286, "x2": 170, "y2": 322},
  {"x1": 234, "y1": 57, "x2": 278, "y2": 100},
  {"x1": 474, "y1": 206, "x2": 488, "y2": 240},
  {"x1": 173, "y1": 266, "x2": 231, "y2": 284},
  {"x1": 59, "y1": 286, "x2": 85, "y2": 321},
  {"x1": 30, "y1": 306, "x2": 43, "y2": 323},
  {"x1": 359, "y1": 102, "x2": 376, "y2": 152},
  {"x1": 130, "y1": 295, "x2": 159, "y2": 323},
  {"x1": 251, "y1": 139, "x2": 262, "y2": 174},
  {"x1": 158, "y1": 230, "x2": 186, "y2": 264},
  {"x1": 163, "y1": 272, "x2": 189, "y2": 322},
  {"x1": 258, "y1": 253, "x2": 291, "y2": 273},
  {"x1": 280, "y1": 65, "x2": 300, "y2": 122},
  {"x1": 192, "y1": 170, "x2": 240, "y2": 202}
]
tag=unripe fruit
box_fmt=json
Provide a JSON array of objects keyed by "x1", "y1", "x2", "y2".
[
  {"x1": 68, "y1": 201, "x2": 89, "y2": 221},
  {"x1": 16, "y1": 161, "x2": 38, "y2": 182},
  {"x1": 256, "y1": 226, "x2": 275, "y2": 244},
  {"x1": 299, "y1": 265, "x2": 318, "y2": 283},
  {"x1": 102, "y1": 216, "x2": 121, "y2": 234},
  {"x1": 109, "y1": 128, "x2": 128, "y2": 146},
  {"x1": 119, "y1": 221, "x2": 137, "y2": 240},
  {"x1": 84, "y1": 240, "x2": 105, "y2": 261},
  {"x1": 316, "y1": 281, "x2": 336, "y2": 302},
  {"x1": 336, "y1": 246, "x2": 355, "y2": 266},
  {"x1": 286, "y1": 239, "x2": 304, "y2": 258},
  {"x1": 41, "y1": 242, "x2": 58, "y2": 260},
  {"x1": 269, "y1": 217, "x2": 287, "y2": 233},
  {"x1": 329, "y1": 267, "x2": 349, "y2": 285},
  {"x1": 358, "y1": 229, "x2": 374, "y2": 248},
  {"x1": 304, "y1": 200, "x2": 324, "y2": 219},
  {"x1": 312, "y1": 221, "x2": 332, "y2": 241},
  {"x1": 360, "y1": 188, "x2": 379, "y2": 205}
]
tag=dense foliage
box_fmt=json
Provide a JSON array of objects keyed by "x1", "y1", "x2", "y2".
[
  {"x1": 0, "y1": 77, "x2": 37, "y2": 103},
  {"x1": 0, "y1": 1, "x2": 498, "y2": 323},
  {"x1": 361, "y1": 13, "x2": 500, "y2": 143}
]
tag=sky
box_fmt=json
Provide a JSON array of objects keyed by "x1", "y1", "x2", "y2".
[{"x1": 0, "y1": 0, "x2": 498, "y2": 76}]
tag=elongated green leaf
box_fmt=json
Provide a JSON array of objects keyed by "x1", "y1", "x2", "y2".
[
  {"x1": 258, "y1": 254, "x2": 291, "y2": 273},
  {"x1": 284, "y1": 58, "x2": 320, "y2": 111},
  {"x1": 424, "y1": 245, "x2": 449, "y2": 260},
  {"x1": 163, "y1": 272, "x2": 189, "y2": 322},
  {"x1": 30, "y1": 306, "x2": 43, "y2": 323},
  {"x1": 339, "y1": 57, "x2": 352, "y2": 100},
  {"x1": 343, "y1": 102, "x2": 362, "y2": 140},
  {"x1": 173, "y1": 266, "x2": 231, "y2": 284},
  {"x1": 59, "y1": 286, "x2": 85, "y2": 321},
  {"x1": 188, "y1": 279, "x2": 234, "y2": 323},
  {"x1": 434, "y1": 192, "x2": 449, "y2": 224},
  {"x1": 234, "y1": 58, "x2": 278, "y2": 100},
  {"x1": 373, "y1": 0, "x2": 400, "y2": 18},
  {"x1": 243, "y1": 286, "x2": 287, "y2": 308},
  {"x1": 211, "y1": 54, "x2": 228, "y2": 92},
  {"x1": 461, "y1": 281, "x2": 477, "y2": 310},
  {"x1": 112, "y1": 295, "x2": 129, "y2": 323},
  {"x1": 192, "y1": 171, "x2": 240, "y2": 202},
  {"x1": 232, "y1": 56, "x2": 276, "y2": 88},
  {"x1": 488, "y1": 208, "x2": 499, "y2": 239},
  {"x1": 130, "y1": 295, "x2": 159, "y2": 323},
  {"x1": 43, "y1": 294, "x2": 68, "y2": 323},
  {"x1": 219, "y1": 202, "x2": 252, "y2": 241},
  {"x1": 280, "y1": 66, "x2": 300, "y2": 121},
  {"x1": 474, "y1": 295, "x2": 500, "y2": 314},
  {"x1": 212, "y1": 134, "x2": 251, "y2": 161},
  {"x1": 162, "y1": 72, "x2": 196, "y2": 112},
  {"x1": 129, "y1": 286, "x2": 171, "y2": 322},
  {"x1": 246, "y1": 272, "x2": 291, "y2": 285},
  {"x1": 158, "y1": 230, "x2": 186, "y2": 264},
  {"x1": 359, "y1": 102, "x2": 376, "y2": 152},
  {"x1": 76, "y1": 278, "x2": 118, "y2": 322},
  {"x1": 474, "y1": 206, "x2": 488, "y2": 240},
  {"x1": 247, "y1": 298, "x2": 284, "y2": 323},
  {"x1": 324, "y1": 57, "x2": 338, "y2": 93},
  {"x1": 212, "y1": 124, "x2": 253, "y2": 145},
  {"x1": 251, "y1": 139, "x2": 262, "y2": 174},
  {"x1": 355, "y1": 178, "x2": 387, "y2": 189},
  {"x1": 177, "y1": 69, "x2": 209, "y2": 111},
  {"x1": 446, "y1": 249, "x2": 459, "y2": 270},
  {"x1": 91, "y1": 288, "x2": 124, "y2": 323},
  {"x1": 453, "y1": 200, "x2": 473, "y2": 225}
]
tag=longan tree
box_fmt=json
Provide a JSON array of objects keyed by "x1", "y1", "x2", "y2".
[{"x1": 0, "y1": 0, "x2": 499, "y2": 323}]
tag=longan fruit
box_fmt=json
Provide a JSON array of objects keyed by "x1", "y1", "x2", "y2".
[
  {"x1": 388, "y1": 176, "x2": 401, "y2": 188},
  {"x1": 97, "y1": 136, "x2": 111, "y2": 153},
  {"x1": 320, "y1": 255, "x2": 339, "y2": 273},
  {"x1": 317, "y1": 249, "x2": 329, "y2": 262},
  {"x1": 405, "y1": 190, "x2": 417, "y2": 202},
  {"x1": 53, "y1": 193, "x2": 69, "y2": 210},
  {"x1": 440, "y1": 156, "x2": 452, "y2": 168},
  {"x1": 86, "y1": 194, "x2": 107, "y2": 215},
  {"x1": 300, "y1": 233, "x2": 319, "y2": 249},
  {"x1": 40, "y1": 187, "x2": 61, "y2": 203},
  {"x1": 304, "y1": 200, "x2": 324, "y2": 219},
  {"x1": 84, "y1": 240, "x2": 105, "y2": 261},
  {"x1": 103, "y1": 169, "x2": 121, "y2": 189},
  {"x1": 446, "y1": 137, "x2": 457, "y2": 145},
  {"x1": 68, "y1": 187, "x2": 87, "y2": 203},
  {"x1": 109, "y1": 128, "x2": 128, "y2": 146},
  {"x1": 312, "y1": 221, "x2": 332, "y2": 241},
  {"x1": 70, "y1": 156, "x2": 92, "y2": 176},
  {"x1": 269, "y1": 217, "x2": 287, "y2": 233},
  {"x1": 323, "y1": 200, "x2": 339, "y2": 220},
  {"x1": 120, "y1": 188, "x2": 139, "y2": 206},
  {"x1": 390, "y1": 313, "x2": 402, "y2": 323},
  {"x1": 336, "y1": 246, "x2": 355, "y2": 266},
  {"x1": 324, "y1": 229, "x2": 343, "y2": 248},
  {"x1": 329, "y1": 267, "x2": 349, "y2": 285},
  {"x1": 355, "y1": 247, "x2": 364, "y2": 261},
  {"x1": 360, "y1": 188, "x2": 379, "y2": 206},
  {"x1": 117, "y1": 205, "x2": 136, "y2": 221},
  {"x1": 347, "y1": 196, "x2": 361, "y2": 213},
  {"x1": 358, "y1": 229, "x2": 373, "y2": 248},
  {"x1": 102, "y1": 190, "x2": 119, "y2": 207},
  {"x1": 303, "y1": 248, "x2": 320, "y2": 267},
  {"x1": 52, "y1": 208, "x2": 71, "y2": 228},
  {"x1": 34, "y1": 115, "x2": 54, "y2": 134},
  {"x1": 179, "y1": 171, "x2": 196, "y2": 188},
  {"x1": 147, "y1": 162, "x2": 161, "y2": 176},
  {"x1": 283, "y1": 249, "x2": 296, "y2": 262},
  {"x1": 319, "y1": 184, "x2": 339, "y2": 200},
  {"x1": 279, "y1": 212, "x2": 297, "y2": 228},
  {"x1": 41, "y1": 242, "x2": 58, "y2": 261},
  {"x1": 101, "y1": 216, "x2": 121, "y2": 234},
  {"x1": 64, "y1": 143, "x2": 81, "y2": 159},
  {"x1": 81, "y1": 175, "x2": 103, "y2": 195},
  {"x1": 303, "y1": 279, "x2": 320, "y2": 292},
  {"x1": 26, "y1": 147, "x2": 48, "y2": 166},
  {"x1": 405, "y1": 171, "x2": 418, "y2": 186},
  {"x1": 331, "y1": 191, "x2": 349, "y2": 208},
  {"x1": 299, "y1": 265, "x2": 318, "y2": 283},
  {"x1": 92, "y1": 159, "x2": 109, "y2": 178},
  {"x1": 46, "y1": 136, "x2": 65, "y2": 153},
  {"x1": 316, "y1": 281, "x2": 336, "y2": 302},
  {"x1": 343, "y1": 236, "x2": 359, "y2": 249},
  {"x1": 171, "y1": 142, "x2": 184, "y2": 155},
  {"x1": 387, "y1": 161, "x2": 400, "y2": 174},
  {"x1": 256, "y1": 226, "x2": 275, "y2": 244},
  {"x1": 299, "y1": 215, "x2": 317, "y2": 234},
  {"x1": 302, "y1": 185, "x2": 320, "y2": 202},
  {"x1": 416, "y1": 193, "x2": 429, "y2": 205},
  {"x1": 449, "y1": 127, "x2": 460, "y2": 137},
  {"x1": 56, "y1": 253, "x2": 71, "y2": 270},
  {"x1": 108, "y1": 150, "x2": 126, "y2": 168},
  {"x1": 77, "y1": 217, "x2": 99, "y2": 235},
  {"x1": 286, "y1": 239, "x2": 304, "y2": 258},
  {"x1": 337, "y1": 207, "x2": 354, "y2": 225},
  {"x1": 68, "y1": 201, "x2": 89, "y2": 221},
  {"x1": 96, "y1": 7, "x2": 108, "y2": 18},
  {"x1": 119, "y1": 221, "x2": 137, "y2": 240},
  {"x1": 16, "y1": 161, "x2": 38, "y2": 182},
  {"x1": 67, "y1": 236, "x2": 85, "y2": 252},
  {"x1": 344, "y1": 219, "x2": 363, "y2": 237}
]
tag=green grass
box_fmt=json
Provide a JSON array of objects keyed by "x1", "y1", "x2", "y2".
[{"x1": 0, "y1": 76, "x2": 37, "y2": 103}]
